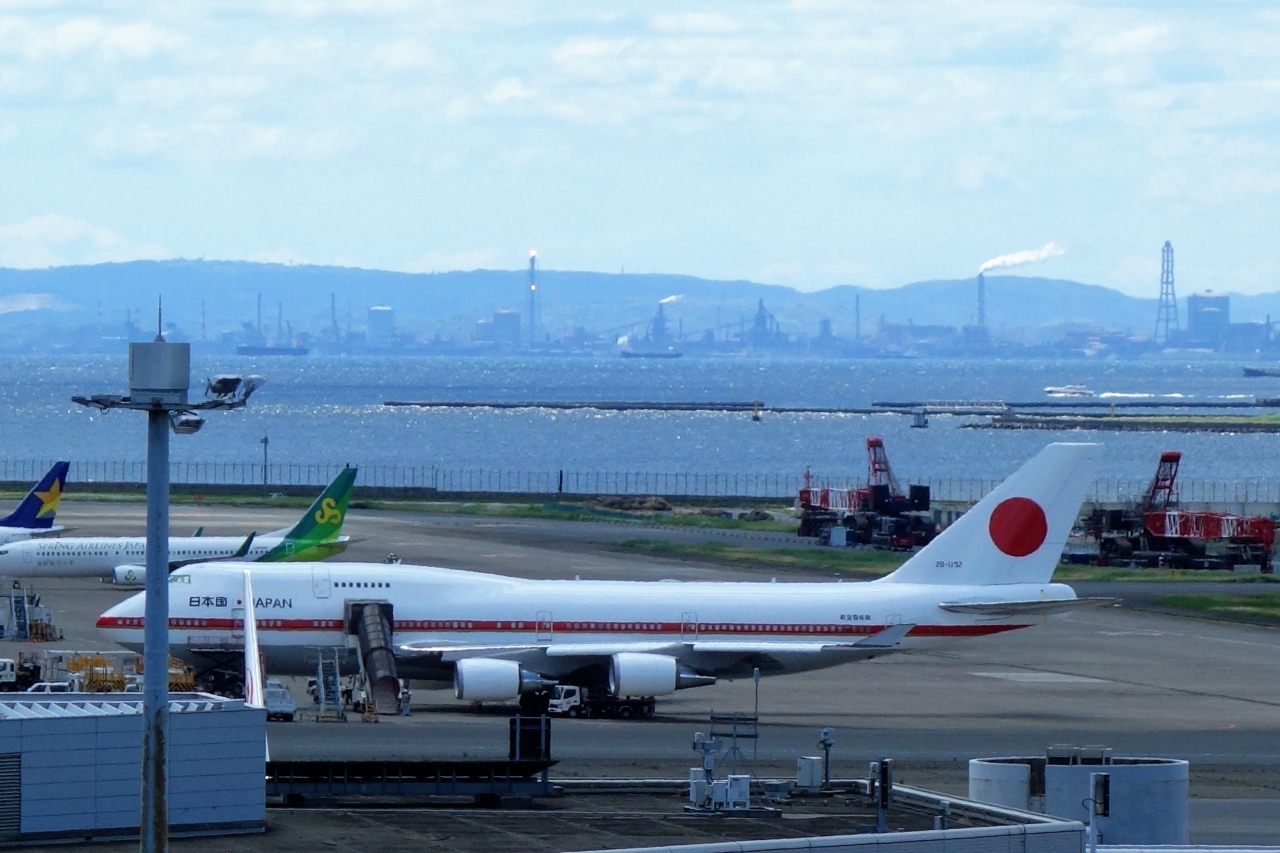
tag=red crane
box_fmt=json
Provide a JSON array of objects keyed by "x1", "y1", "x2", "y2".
[{"x1": 1092, "y1": 451, "x2": 1274, "y2": 571}]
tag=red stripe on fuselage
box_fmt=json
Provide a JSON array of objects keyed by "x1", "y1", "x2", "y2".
[{"x1": 95, "y1": 616, "x2": 1031, "y2": 638}]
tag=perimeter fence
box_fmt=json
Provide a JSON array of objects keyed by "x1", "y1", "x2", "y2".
[{"x1": 2, "y1": 458, "x2": 1279, "y2": 505}]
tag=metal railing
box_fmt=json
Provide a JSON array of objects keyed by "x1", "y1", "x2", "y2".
[{"x1": 1, "y1": 458, "x2": 1278, "y2": 503}]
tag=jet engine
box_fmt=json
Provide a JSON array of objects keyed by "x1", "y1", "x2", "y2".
[
  {"x1": 453, "y1": 658, "x2": 554, "y2": 702},
  {"x1": 608, "y1": 653, "x2": 715, "y2": 696},
  {"x1": 112, "y1": 565, "x2": 146, "y2": 586}
]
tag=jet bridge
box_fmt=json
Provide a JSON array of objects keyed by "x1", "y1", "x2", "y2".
[{"x1": 345, "y1": 600, "x2": 400, "y2": 713}]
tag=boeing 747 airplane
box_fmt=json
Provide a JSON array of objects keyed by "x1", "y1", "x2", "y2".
[{"x1": 99, "y1": 444, "x2": 1103, "y2": 708}]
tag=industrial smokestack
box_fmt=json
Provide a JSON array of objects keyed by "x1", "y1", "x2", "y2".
[
  {"x1": 977, "y1": 273, "x2": 986, "y2": 328},
  {"x1": 527, "y1": 250, "x2": 539, "y2": 345}
]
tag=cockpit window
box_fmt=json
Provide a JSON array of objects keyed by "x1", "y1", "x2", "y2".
[{"x1": 169, "y1": 574, "x2": 191, "y2": 584}]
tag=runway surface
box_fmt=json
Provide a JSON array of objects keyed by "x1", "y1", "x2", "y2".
[{"x1": 6, "y1": 500, "x2": 1280, "y2": 844}]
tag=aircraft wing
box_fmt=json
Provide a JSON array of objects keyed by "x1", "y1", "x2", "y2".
[
  {"x1": 395, "y1": 624, "x2": 914, "y2": 663},
  {"x1": 938, "y1": 598, "x2": 1114, "y2": 617},
  {"x1": 694, "y1": 622, "x2": 915, "y2": 653},
  {"x1": 168, "y1": 533, "x2": 257, "y2": 570}
]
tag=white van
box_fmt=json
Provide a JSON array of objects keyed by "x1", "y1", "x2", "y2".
[
  {"x1": 25, "y1": 682, "x2": 75, "y2": 694},
  {"x1": 264, "y1": 680, "x2": 297, "y2": 722}
]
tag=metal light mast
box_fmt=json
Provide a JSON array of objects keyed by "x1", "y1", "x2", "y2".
[
  {"x1": 73, "y1": 321, "x2": 263, "y2": 853},
  {"x1": 527, "y1": 250, "x2": 540, "y2": 346},
  {"x1": 1155, "y1": 241, "x2": 1179, "y2": 345}
]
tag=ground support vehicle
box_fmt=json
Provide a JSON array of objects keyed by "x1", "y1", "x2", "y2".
[
  {"x1": 0, "y1": 658, "x2": 41, "y2": 691},
  {"x1": 265, "y1": 679, "x2": 297, "y2": 721},
  {"x1": 544, "y1": 685, "x2": 655, "y2": 719}
]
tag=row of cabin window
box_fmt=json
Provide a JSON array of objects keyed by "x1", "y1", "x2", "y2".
[{"x1": 335, "y1": 581, "x2": 389, "y2": 589}]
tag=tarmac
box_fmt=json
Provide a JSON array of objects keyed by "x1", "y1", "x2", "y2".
[{"x1": 6, "y1": 500, "x2": 1280, "y2": 846}]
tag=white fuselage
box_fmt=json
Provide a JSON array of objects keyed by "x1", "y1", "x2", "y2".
[
  {"x1": 0, "y1": 535, "x2": 281, "y2": 577},
  {"x1": 98, "y1": 562, "x2": 1075, "y2": 685},
  {"x1": 0, "y1": 526, "x2": 61, "y2": 547}
]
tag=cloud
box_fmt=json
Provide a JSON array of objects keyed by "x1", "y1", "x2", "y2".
[
  {"x1": 0, "y1": 215, "x2": 169, "y2": 268},
  {"x1": 484, "y1": 77, "x2": 536, "y2": 105},
  {"x1": 19, "y1": 18, "x2": 184, "y2": 61},
  {"x1": 91, "y1": 121, "x2": 360, "y2": 162},
  {"x1": 650, "y1": 13, "x2": 742, "y2": 35}
]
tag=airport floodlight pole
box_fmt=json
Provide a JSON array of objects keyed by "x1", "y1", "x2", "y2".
[
  {"x1": 261, "y1": 435, "x2": 269, "y2": 489},
  {"x1": 73, "y1": 344, "x2": 264, "y2": 853}
]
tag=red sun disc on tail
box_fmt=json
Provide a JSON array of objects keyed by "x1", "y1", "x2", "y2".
[{"x1": 988, "y1": 497, "x2": 1048, "y2": 557}]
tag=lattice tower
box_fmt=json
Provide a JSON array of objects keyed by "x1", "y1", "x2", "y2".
[{"x1": 1154, "y1": 241, "x2": 1179, "y2": 345}]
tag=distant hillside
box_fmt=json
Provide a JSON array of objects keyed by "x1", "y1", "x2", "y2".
[{"x1": 0, "y1": 259, "x2": 1274, "y2": 340}]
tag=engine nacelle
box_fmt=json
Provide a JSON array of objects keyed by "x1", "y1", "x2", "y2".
[
  {"x1": 453, "y1": 657, "x2": 553, "y2": 702},
  {"x1": 609, "y1": 653, "x2": 715, "y2": 696},
  {"x1": 113, "y1": 565, "x2": 146, "y2": 586}
]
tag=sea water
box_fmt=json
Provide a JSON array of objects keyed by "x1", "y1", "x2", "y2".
[{"x1": 0, "y1": 354, "x2": 1275, "y2": 485}]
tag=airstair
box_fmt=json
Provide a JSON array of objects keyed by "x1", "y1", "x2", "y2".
[
  {"x1": 348, "y1": 602, "x2": 400, "y2": 715},
  {"x1": 316, "y1": 649, "x2": 345, "y2": 721},
  {"x1": 10, "y1": 593, "x2": 29, "y2": 641}
]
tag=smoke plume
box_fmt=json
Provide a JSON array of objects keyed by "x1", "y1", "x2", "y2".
[{"x1": 979, "y1": 242, "x2": 1064, "y2": 274}]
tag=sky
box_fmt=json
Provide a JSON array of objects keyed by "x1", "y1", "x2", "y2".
[{"x1": 0, "y1": 1, "x2": 1279, "y2": 296}]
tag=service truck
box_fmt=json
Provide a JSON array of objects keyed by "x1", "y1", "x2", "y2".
[
  {"x1": 545, "y1": 685, "x2": 655, "y2": 719},
  {"x1": 0, "y1": 658, "x2": 42, "y2": 692}
]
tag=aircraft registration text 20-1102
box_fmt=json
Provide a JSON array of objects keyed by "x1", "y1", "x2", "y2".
[{"x1": 936, "y1": 561, "x2": 963, "y2": 569}]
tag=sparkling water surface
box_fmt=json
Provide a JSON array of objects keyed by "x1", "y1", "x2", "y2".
[{"x1": 0, "y1": 354, "x2": 1276, "y2": 484}]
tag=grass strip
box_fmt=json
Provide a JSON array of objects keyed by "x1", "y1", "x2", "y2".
[
  {"x1": 57, "y1": 492, "x2": 799, "y2": 531},
  {"x1": 606, "y1": 539, "x2": 906, "y2": 578},
  {"x1": 1154, "y1": 593, "x2": 1280, "y2": 625},
  {"x1": 1051, "y1": 565, "x2": 1280, "y2": 583},
  {"x1": 347, "y1": 500, "x2": 799, "y2": 531},
  {"x1": 607, "y1": 541, "x2": 1280, "y2": 584}
]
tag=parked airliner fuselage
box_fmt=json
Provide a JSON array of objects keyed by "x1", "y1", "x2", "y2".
[{"x1": 98, "y1": 562, "x2": 1071, "y2": 686}]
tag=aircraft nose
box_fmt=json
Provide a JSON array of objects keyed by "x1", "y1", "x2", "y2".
[{"x1": 97, "y1": 592, "x2": 145, "y2": 629}]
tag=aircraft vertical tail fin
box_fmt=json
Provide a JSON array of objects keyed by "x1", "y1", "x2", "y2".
[
  {"x1": 241, "y1": 568, "x2": 270, "y2": 761},
  {"x1": 0, "y1": 461, "x2": 70, "y2": 530},
  {"x1": 258, "y1": 467, "x2": 357, "y2": 562},
  {"x1": 878, "y1": 443, "x2": 1103, "y2": 586}
]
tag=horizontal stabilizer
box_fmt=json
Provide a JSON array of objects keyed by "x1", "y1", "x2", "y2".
[
  {"x1": 852, "y1": 622, "x2": 914, "y2": 648},
  {"x1": 938, "y1": 598, "x2": 1114, "y2": 617}
]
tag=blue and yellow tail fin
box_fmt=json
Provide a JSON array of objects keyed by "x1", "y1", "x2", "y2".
[{"x1": 0, "y1": 461, "x2": 70, "y2": 530}]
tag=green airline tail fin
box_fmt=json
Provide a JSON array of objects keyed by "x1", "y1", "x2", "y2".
[{"x1": 257, "y1": 467, "x2": 357, "y2": 562}]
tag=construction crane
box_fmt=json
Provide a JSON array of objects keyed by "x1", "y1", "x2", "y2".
[
  {"x1": 796, "y1": 438, "x2": 936, "y2": 549},
  {"x1": 1089, "y1": 451, "x2": 1275, "y2": 572}
]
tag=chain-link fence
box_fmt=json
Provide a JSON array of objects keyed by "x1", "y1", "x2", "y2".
[{"x1": 2, "y1": 458, "x2": 1279, "y2": 504}]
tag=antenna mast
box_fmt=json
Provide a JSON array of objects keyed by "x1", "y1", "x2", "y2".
[{"x1": 1155, "y1": 241, "x2": 1179, "y2": 345}]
